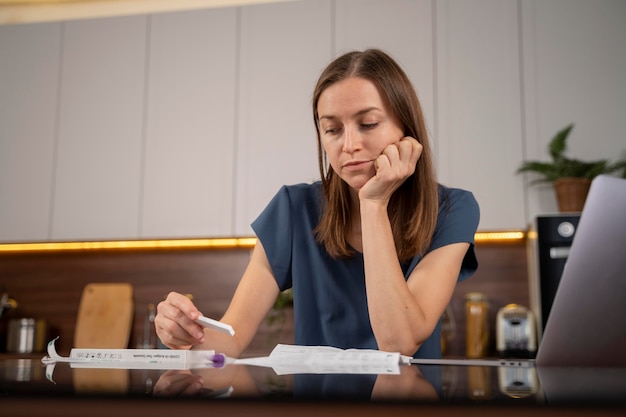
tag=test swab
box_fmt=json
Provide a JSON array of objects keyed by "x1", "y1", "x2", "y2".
[{"x1": 195, "y1": 315, "x2": 235, "y2": 336}]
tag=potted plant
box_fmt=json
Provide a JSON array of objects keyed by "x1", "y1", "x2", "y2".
[{"x1": 517, "y1": 123, "x2": 626, "y2": 212}]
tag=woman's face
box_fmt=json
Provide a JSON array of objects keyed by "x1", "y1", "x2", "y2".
[{"x1": 317, "y1": 76, "x2": 404, "y2": 191}]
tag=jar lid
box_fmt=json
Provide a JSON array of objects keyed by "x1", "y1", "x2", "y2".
[{"x1": 464, "y1": 292, "x2": 488, "y2": 301}]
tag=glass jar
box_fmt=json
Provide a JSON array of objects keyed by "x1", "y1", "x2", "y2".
[{"x1": 465, "y1": 292, "x2": 489, "y2": 358}]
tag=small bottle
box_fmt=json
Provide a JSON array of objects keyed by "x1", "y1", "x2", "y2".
[{"x1": 465, "y1": 292, "x2": 489, "y2": 358}]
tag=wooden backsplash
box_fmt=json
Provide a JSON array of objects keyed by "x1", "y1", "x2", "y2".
[{"x1": 0, "y1": 241, "x2": 528, "y2": 357}]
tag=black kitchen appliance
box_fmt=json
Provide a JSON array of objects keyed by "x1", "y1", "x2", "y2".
[{"x1": 527, "y1": 214, "x2": 581, "y2": 341}]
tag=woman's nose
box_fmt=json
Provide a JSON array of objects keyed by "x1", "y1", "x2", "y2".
[{"x1": 342, "y1": 126, "x2": 362, "y2": 153}]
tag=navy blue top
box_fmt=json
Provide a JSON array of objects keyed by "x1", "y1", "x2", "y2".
[{"x1": 252, "y1": 182, "x2": 479, "y2": 359}]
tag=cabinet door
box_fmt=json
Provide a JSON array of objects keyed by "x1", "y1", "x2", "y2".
[
  {"x1": 234, "y1": 0, "x2": 332, "y2": 235},
  {"x1": 141, "y1": 8, "x2": 238, "y2": 238},
  {"x1": 435, "y1": 0, "x2": 525, "y2": 229},
  {"x1": 334, "y1": 0, "x2": 435, "y2": 142},
  {"x1": 51, "y1": 16, "x2": 147, "y2": 240},
  {"x1": 0, "y1": 23, "x2": 61, "y2": 242}
]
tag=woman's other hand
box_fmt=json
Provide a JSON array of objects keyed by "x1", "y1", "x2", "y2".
[
  {"x1": 155, "y1": 291, "x2": 205, "y2": 350},
  {"x1": 153, "y1": 370, "x2": 204, "y2": 397}
]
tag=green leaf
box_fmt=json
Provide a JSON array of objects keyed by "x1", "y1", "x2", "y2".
[
  {"x1": 516, "y1": 161, "x2": 560, "y2": 182},
  {"x1": 548, "y1": 123, "x2": 574, "y2": 160}
]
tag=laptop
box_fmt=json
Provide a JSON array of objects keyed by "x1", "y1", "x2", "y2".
[
  {"x1": 534, "y1": 174, "x2": 626, "y2": 367},
  {"x1": 411, "y1": 174, "x2": 626, "y2": 368}
]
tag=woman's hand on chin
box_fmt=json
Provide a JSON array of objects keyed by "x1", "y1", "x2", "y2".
[{"x1": 359, "y1": 136, "x2": 422, "y2": 203}]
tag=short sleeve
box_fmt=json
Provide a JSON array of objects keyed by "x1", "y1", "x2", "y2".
[
  {"x1": 251, "y1": 186, "x2": 293, "y2": 290},
  {"x1": 430, "y1": 188, "x2": 480, "y2": 282}
]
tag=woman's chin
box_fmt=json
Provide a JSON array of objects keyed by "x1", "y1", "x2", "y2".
[
  {"x1": 343, "y1": 176, "x2": 372, "y2": 191},
  {"x1": 336, "y1": 167, "x2": 375, "y2": 191}
]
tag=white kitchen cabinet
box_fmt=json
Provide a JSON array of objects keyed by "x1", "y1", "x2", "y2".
[
  {"x1": 141, "y1": 8, "x2": 238, "y2": 238},
  {"x1": 51, "y1": 16, "x2": 147, "y2": 240},
  {"x1": 435, "y1": 0, "x2": 525, "y2": 230},
  {"x1": 233, "y1": 0, "x2": 331, "y2": 235},
  {"x1": 0, "y1": 23, "x2": 61, "y2": 242}
]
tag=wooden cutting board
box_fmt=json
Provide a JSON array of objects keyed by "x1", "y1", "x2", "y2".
[{"x1": 74, "y1": 283, "x2": 133, "y2": 349}]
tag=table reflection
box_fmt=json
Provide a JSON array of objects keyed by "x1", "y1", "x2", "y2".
[
  {"x1": 152, "y1": 363, "x2": 442, "y2": 401},
  {"x1": 6, "y1": 356, "x2": 626, "y2": 406}
]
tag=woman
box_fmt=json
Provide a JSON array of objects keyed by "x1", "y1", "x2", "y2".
[{"x1": 155, "y1": 49, "x2": 479, "y2": 360}]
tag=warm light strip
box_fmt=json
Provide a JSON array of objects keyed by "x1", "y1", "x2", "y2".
[
  {"x1": 0, "y1": 237, "x2": 257, "y2": 252},
  {"x1": 0, "y1": 231, "x2": 525, "y2": 252},
  {"x1": 474, "y1": 230, "x2": 526, "y2": 244}
]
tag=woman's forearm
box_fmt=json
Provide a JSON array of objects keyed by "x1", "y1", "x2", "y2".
[{"x1": 359, "y1": 200, "x2": 428, "y2": 355}]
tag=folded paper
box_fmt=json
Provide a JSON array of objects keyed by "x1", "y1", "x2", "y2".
[{"x1": 234, "y1": 344, "x2": 411, "y2": 375}]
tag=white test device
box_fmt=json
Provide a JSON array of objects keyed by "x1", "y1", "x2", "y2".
[{"x1": 195, "y1": 315, "x2": 235, "y2": 336}]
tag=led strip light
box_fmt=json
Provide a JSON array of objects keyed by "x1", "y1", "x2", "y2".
[{"x1": 0, "y1": 231, "x2": 524, "y2": 252}]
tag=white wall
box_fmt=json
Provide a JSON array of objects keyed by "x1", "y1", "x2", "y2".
[{"x1": 1, "y1": 0, "x2": 625, "y2": 242}]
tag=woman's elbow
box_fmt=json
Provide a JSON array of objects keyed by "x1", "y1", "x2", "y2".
[{"x1": 377, "y1": 337, "x2": 422, "y2": 357}]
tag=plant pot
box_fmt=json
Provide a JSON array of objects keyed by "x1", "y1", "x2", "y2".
[{"x1": 553, "y1": 177, "x2": 592, "y2": 212}]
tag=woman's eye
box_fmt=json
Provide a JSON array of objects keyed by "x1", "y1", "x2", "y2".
[
  {"x1": 324, "y1": 127, "x2": 340, "y2": 134},
  {"x1": 361, "y1": 122, "x2": 379, "y2": 129}
]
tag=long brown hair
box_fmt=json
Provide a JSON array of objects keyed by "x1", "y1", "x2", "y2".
[{"x1": 312, "y1": 49, "x2": 438, "y2": 262}]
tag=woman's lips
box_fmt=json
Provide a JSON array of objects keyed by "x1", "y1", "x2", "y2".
[{"x1": 342, "y1": 160, "x2": 372, "y2": 171}]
